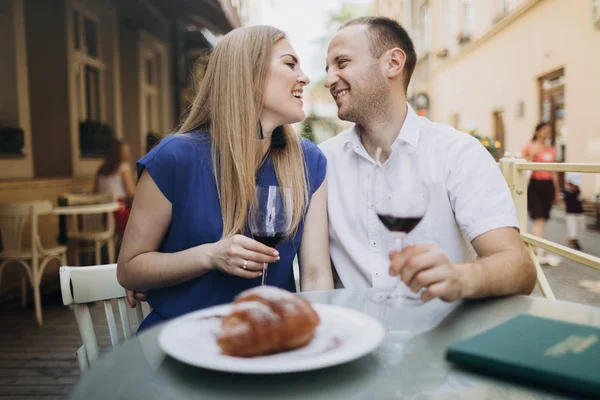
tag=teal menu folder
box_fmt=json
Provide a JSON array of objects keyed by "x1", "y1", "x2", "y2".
[{"x1": 446, "y1": 314, "x2": 600, "y2": 397}]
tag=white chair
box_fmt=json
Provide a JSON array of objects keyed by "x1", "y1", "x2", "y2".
[
  {"x1": 0, "y1": 201, "x2": 67, "y2": 326},
  {"x1": 61, "y1": 192, "x2": 117, "y2": 265},
  {"x1": 59, "y1": 264, "x2": 150, "y2": 371}
]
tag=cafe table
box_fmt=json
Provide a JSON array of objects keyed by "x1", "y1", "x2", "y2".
[
  {"x1": 52, "y1": 202, "x2": 121, "y2": 216},
  {"x1": 52, "y1": 201, "x2": 121, "y2": 244},
  {"x1": 67, "y1": 288, "x2": 600, "y2": 399}
]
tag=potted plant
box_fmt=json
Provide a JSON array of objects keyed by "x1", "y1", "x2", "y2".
[
  {"x1": 436, "y1": 48, "x2": 449, "y2": 58},
  {"x1": 468, "y1": 130, "x2": 500, "y2": 160},
  {"x1": 79, "y1": 120, "x2": 114, "y2": 158},
  {"x1": 301, "y1": 115, "x2": 318, "y2": 143},
  {"x1": 457, "y1": 31, "x2": 471, "y2": 45},
  {"x1": 0, "y1": 127, "x2": 25, "y2": 156}
]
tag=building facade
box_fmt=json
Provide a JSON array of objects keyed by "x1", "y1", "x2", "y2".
[
  {"x1": 0, "y1": 0, "x2": 240, "y2": 181},
  {"x1": 375, "y1": 0, "x2": 600, "y2": 197},
  {"x1": 0, "y1": 0, "x2": 240, "y2": 298},
  {"x1": 233, "y1": 0, "x2": 274, "y2": 25}
]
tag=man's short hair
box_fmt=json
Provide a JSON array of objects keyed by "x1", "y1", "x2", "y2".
[{"x1": 340, "y1": 16, "x2": 416, "y2": 91}]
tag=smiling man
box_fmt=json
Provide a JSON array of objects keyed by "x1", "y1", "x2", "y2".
[{"x1": 319, "y1": 17, "x2": 536, "y2": 302}]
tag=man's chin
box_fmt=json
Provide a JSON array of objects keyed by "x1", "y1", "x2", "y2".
[{"x1": 337, "y1": 108, "x2": 355, "y2": 123}]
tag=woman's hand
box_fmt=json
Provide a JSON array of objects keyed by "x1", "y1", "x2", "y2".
[{"x1": 210, "y1": 234, "x2": 280, "y2": 279}]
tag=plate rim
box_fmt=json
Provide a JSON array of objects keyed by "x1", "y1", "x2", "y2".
[{"x1": 158, "y1": 303, "x2": 385, "y2": 374}]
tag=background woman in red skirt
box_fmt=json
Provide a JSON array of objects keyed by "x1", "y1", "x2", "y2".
[{"x1": 95, "y1": 140, "x2": 136, "y2": 236}]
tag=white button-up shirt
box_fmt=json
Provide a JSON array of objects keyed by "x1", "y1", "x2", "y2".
[{"x1": 319, "y1": 104, "x2": 519, "y2": 289}]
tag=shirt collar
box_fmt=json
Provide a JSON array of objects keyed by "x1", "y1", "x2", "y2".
[
  {"x1": 345, "y1": 102, "x2": 421, "y2": 151},
  {"x1": 395, "y1": 103, "x2": 420, "y2": 149}
]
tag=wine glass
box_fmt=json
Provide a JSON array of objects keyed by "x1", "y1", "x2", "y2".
[
  {"x1": 371, "y1": 147, "x2": 428, "y2": 306},
  {"x1": 248, "y1": 186, "x2": 292, "y2": 285}
]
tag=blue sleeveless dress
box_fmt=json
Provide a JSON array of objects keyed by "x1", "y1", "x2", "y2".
[{"x1": 135, "y1": 131, "x2": 326, "y2": 332}]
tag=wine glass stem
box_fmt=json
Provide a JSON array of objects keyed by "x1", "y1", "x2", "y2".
[
  {"x1": 261, "y1": 263, "x2": 268, "y2": 285},
  {"x1": 394, "y1": 233, "x2": 405, "y2": 252},
  {"x1": 385, "y1": 233, "x2": 406, "y2": 300}
]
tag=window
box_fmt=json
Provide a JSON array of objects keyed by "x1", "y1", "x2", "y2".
[
  {"x1": 85, "y1": 65, "x2": 100, "y2": 121},
  {"x1": 461, "y1": 0, "x2": 475, "y2": 36},
  {"x1": 72, "y1": 10, "x2": 80, "y2": 50},
  {"x1": 404, "y1": 0, "x2": 412, "y2": 32},
  {"x1": 142, "y1": 51, "x2": 161, "y2": 135},
  {"x1": 83, "y1": 17, "x2": 98, "y2": 58},
  {"x1": 492, "y1": 110, "x2": 505, "y2": 155},
  {"x1": 72, "y1": 3, "x2": 104, "y2": 123},
  {"x1": 451, "y1": 113, "x2": 460, "y2": 129},
  {"x1": 508, "y1": 0, "x2": 523, "y2": 12},
  {"x1": 420, "y1": 2, "x2": 431, "y2": 54},
  {"x1": 140, "y1": 32, "x2": 168, "y2": 147},
  {"x1": 442, "y1": 0, "x2": 452, "y2": 49},
  {"x1": 496, "y1": 0, "x2": 525, "y2": 18}
]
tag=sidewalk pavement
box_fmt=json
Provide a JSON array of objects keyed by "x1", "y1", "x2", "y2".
[{"x1": 529, "y1": 208, "x2": 600, "y2": 307}]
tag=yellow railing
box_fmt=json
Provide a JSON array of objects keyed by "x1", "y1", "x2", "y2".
[{"x1": 499, "y1": 154, "x2": 600, "y2": 300}]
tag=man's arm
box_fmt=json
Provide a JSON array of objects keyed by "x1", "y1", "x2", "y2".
[
  {"x1": 389, "y1": 227, "x2": 536, "y2": 302},
  {"x1": 459, "y1": 227, "x2": 536, "y2": 298}
]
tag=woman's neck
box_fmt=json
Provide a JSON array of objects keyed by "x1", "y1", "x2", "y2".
[{"x1": 259, "y1": 120, "x2": 275, "y2": 156}]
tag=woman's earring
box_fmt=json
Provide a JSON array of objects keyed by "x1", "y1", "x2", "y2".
[{"x1": 258, "y1": 120, "x2": 264, "y2": 140}]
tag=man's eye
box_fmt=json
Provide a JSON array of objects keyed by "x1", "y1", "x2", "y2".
[{"x1": 338, "y1": 60, "x2": 348, "y2": 68}]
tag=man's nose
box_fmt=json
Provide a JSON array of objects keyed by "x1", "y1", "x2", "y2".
[{"x1": 324, "y1": 69, "x2": 338, "y2": 89}]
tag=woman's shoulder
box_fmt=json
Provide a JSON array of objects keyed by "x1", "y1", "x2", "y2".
[
  {"x1": 299, "y1": 138, "x2": 327, "y2": 192},
  {"x1": 141, "y1": 131, "x2": 210, "y2": 164},
  {"x1": 300, "y1": 138, "x2": 325, "y2": 162},
  {"x1": 152, "y1": 131, "x2": 211, "y2": 154},
  {"x1": 137, "y1": 130, "x2": 212, "y2": 176}
]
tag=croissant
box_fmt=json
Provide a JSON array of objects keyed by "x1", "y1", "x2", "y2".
[{"x1": 216, "y1": 286, "x2": 320, "y2": 357}]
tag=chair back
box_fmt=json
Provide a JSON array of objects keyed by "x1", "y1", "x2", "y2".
[
  {"x1": 0, "y1": 201, "x2": 52, "y2": 257},
  {"x1": 61, "y1": 192, "x2": 116, "y2": 235},
  {"x1": 59, "y1": 264, "x2": 149, "y2": 370}
]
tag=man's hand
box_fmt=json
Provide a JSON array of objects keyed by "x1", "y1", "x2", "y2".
[
  {"x1": 388, "y1": 243, "x2": 467, "y2": 302},
  {"x1": 389, "y1": 228, "x2": 536, "y2": 302},
  {"x1": 126, "y1": 290, "x2": 147, "y2": 308}
]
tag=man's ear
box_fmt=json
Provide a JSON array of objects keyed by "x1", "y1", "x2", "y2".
[{"x1": 385, "y1": 47, "x2": 406, "y2": 79}]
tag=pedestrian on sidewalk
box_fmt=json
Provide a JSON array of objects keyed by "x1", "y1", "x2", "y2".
[
  {"x1": 562, "y1": 172, "x2": 585, "y2": 251},
  {"x1": 522, "y1": 122, "x2": 561, "y2": 266}
]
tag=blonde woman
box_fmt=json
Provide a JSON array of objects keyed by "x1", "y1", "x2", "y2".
[{"x1": 117, "y1": 26, "x2": 333, "y2": 331}]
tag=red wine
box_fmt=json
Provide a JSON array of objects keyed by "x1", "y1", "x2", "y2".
[
  {"x1": 252, "y1": 232, "x2": 285, "y2": 248},
  {"x1": 377, "y1": 214, "x2": 423, "y2": 233}
]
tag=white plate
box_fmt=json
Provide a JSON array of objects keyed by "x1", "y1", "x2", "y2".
[{"x1": 158, "y1": 303, "x2": 385, "y2": 374}]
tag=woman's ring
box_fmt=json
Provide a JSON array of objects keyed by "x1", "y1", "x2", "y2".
[{"x1": 243, "y1": 259, "x2": 248, "y2": 269}]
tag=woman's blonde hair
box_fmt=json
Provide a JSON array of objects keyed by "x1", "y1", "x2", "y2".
[{"x1": 178, "y1": 26, "x2": 308, "y2": 238}]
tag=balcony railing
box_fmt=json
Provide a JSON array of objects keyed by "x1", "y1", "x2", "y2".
[{"x1": 498, "y1": 154, "x2": 600, "y2": 299}]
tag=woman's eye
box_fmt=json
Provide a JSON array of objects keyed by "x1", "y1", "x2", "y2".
[{"x1": 285, "y1": 62, "x2": 295, "y2": 69}]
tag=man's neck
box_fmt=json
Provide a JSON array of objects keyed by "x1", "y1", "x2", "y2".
[{"x1": 356, "y1": 101, "x2": 408, "y2": 162}]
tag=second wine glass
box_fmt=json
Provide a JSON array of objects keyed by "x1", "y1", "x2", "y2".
[
  {"x1": 372, "y1": 147, "x2": 428, "y2": 305},
  {"x1": 248, "y1": 186, "x2": 292, "y2": 285}
]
